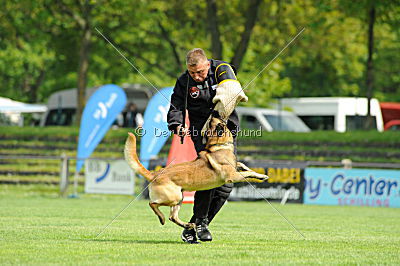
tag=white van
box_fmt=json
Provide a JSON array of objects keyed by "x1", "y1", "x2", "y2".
[
  {"x1": 235, "y1": 107, "x2": 311, "y2": 132},
  {"x1": 273, "y1": 97, "x2": 384, "y2": 132},
  {"x1": 41, "y1": 84, "x2": 153, "y2": 126}
]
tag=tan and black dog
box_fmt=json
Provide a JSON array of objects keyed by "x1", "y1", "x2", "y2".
[{"x1": 124, "y1": 117, "x2": 268, "y2": 229}]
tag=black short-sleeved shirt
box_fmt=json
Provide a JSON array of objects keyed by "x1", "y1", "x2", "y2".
[{"x1": 167, "y1": 59, "x2": 239, "y2": 137}]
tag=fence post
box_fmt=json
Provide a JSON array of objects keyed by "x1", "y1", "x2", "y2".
[
  {"x1": 60, "y1": 153, "x2": 69, "y2": 197},
  {"x1": 341, "y1": 158, "x2": 353, "y2": 169}
]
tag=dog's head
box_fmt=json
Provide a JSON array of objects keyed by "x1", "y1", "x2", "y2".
[{"x1": 205, "y1": 117, "x2": 233, "y2": 149}]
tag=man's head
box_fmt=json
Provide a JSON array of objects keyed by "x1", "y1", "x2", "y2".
[{"x1": 186, "y1": 48, "x2": 210, "y2": 83}]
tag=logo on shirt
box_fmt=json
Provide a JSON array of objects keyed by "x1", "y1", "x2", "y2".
[{"x1": 189, "y1": 87, "x2": 200, "y2": 98}]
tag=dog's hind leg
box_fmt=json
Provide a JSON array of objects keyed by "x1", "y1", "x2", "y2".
[
  {"x1": 169, "y1": 205, "x2": 195, "y2": 229},
  {"x1": 149, "y1": 202, "x2": 165, "y2": 225}
]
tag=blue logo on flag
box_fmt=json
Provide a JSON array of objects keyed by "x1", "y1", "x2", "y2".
[
  {"x1": 140, "y1": 87, "x2": 174, "y2": 169},
  {"x1": 76, "y1": 84, "x2": 127, "y2": 172}
]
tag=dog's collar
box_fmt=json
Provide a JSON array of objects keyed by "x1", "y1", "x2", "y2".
[{"x1": 207, "y1": 141, "x2": 234, "y2": 148}]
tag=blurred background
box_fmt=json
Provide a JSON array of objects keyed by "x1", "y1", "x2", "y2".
[
  {"x1": 0, "y1": 0, "x2": 399, "y2": 196},
  {"x1": 1, "y1": 0, "x2": 399, "y2": 113}
]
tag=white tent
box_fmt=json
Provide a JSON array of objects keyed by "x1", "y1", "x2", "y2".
[
  {"x1": 0, "y1": 97, "x2": 47, "y2": 113},
  {"x1": 0, "y1": 97, "x2": 47, "y2": 126}
]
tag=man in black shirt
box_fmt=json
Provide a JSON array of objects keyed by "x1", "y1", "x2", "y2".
[{"x1": 167, "y1": 48, "x2": 240, "y2": 244}]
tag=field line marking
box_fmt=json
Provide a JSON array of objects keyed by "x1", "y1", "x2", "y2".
[
  {"x1": 226, "y1": 159, "x2": 306, "y2": 239},
  {"x1": 95, "y1": 27, "x2": 176, "y2": 110},
  {"x1": 224, "y1": 27, "x2": 305, "y2": 108},
  {"x1": 93, "y1": 158, "x2": 176, "y2": 239}
]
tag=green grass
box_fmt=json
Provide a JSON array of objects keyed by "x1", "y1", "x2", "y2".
[{"x1": 1, "y1": 185, "x2": 399, "y2": 265}]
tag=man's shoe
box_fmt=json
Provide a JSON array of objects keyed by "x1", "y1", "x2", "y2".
[
  {"x1": 181, "y1": 228, "x2": 199, "y2": 244},
  {"x1": 195, "y1": 218, "x2": 212, "y2": 242}
]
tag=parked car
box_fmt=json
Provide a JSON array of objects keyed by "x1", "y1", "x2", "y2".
[
  {"x1": 384, "y1": 120, "x2": 400, "y2": 131},
  {"x1": 235, "y1": 107, "x2": 311, "y2": 132},
  {"x1": 273, "y1": 97, "x2": 384, "y2": 132},
  {"x1": 380, "y1": 102, "x2": 400, "y2": 131}
]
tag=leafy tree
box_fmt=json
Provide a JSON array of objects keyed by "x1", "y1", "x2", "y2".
[
  {"x1": 1, "y1": 0, "x2": 399, "y2": 115},
  {"x1": 0, "y1": 0, "x2": 56, "y2": 103}
]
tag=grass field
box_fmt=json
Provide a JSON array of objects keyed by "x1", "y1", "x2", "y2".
[{"x1": 1, "y1": 184, "x2": 400, "y2": 265}]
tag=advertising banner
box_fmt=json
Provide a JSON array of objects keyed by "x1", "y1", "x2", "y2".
[
  {"x1": 229, "y1": 160, "x2": 306, "y2": 203},
  {"x1": 76, "y1": 84, "x2": 127, "y2": 172},
  {"x1": 304, "y1": 168, "x2": 400, "y2": 208},
  {"x1": 85, "y1": 159, "x2": 135, "y2": 195},
  {"x1": 140, "y1": 87, "x2": 174, "y2": 169}
]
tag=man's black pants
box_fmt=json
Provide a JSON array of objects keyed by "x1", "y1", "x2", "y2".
[{"x1": 189, "y1": 134, "x2": 236, "y2": 224}]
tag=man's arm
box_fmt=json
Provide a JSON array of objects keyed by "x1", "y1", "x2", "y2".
[
  {"x1": 167, "y1": 77, "x2": 186, "y2": 134},
  {"x1": 212, "y1": 63, "x2": 247, "y2": 121},
  {"x1": 215, "y1": 63, "x2": 238, "y2": 84}
]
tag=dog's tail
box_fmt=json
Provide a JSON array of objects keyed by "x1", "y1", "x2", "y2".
[{"x1": 124, "y1": 132, "x2": 154, "y2": 182}]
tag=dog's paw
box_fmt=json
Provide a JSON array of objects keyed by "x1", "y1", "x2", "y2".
[
  {"x1": 247, "y1": 173, "x2": 269, "y2": 183},
  {"x1": 256, "y1": 173, "x2": 269, "y2": 181}
]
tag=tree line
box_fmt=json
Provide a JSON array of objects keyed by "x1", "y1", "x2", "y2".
[{"x1": 1, "y1": 0, "x2": 399, "y2": 124}]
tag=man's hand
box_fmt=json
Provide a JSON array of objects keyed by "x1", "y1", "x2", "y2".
[{"x1": 177, "y1": 124, "x2": 189, "y2": 137}]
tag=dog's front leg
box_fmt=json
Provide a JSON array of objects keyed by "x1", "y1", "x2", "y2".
[
  {"x1": 206, "y1": 154, "x2": 222, "y2": 173},
  {"x1": 236, "y1": 162, "x2": 269, "y2": 181},
  {"x1": 227, "y1": 171, "x2": 269, "y2": 183},
  {"x1": 236, "y1": 162, "x2": 252, "y2": 172}
]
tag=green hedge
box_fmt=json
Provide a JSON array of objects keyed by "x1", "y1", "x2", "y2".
[{"x1": 1, "y1": 126, "x2": 399, "y2": 163}]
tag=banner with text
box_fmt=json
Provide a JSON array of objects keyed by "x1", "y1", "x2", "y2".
[
  {"x1": 76, "y1": 84, "x2": 126, "y2": 172},
  {"x1": 140, "y1": 86, "x2": 173, "y2": 169},
  {"x1": 304, "y1": 168, "x2": 400, "y2": 208},
  {"x1": 85, "y1": 159, "x2": 135, "y2": 195},
  {"x1": 229, "y1": 160, "x2": 306, "y2": 203}
]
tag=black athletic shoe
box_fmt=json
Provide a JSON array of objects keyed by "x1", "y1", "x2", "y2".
[
  {"x1": 195, "y1": 218, "x2": 212, "y2": 242},
  {"x1": 181, "y1": 228, "x2": 199, "y2": 244}
]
